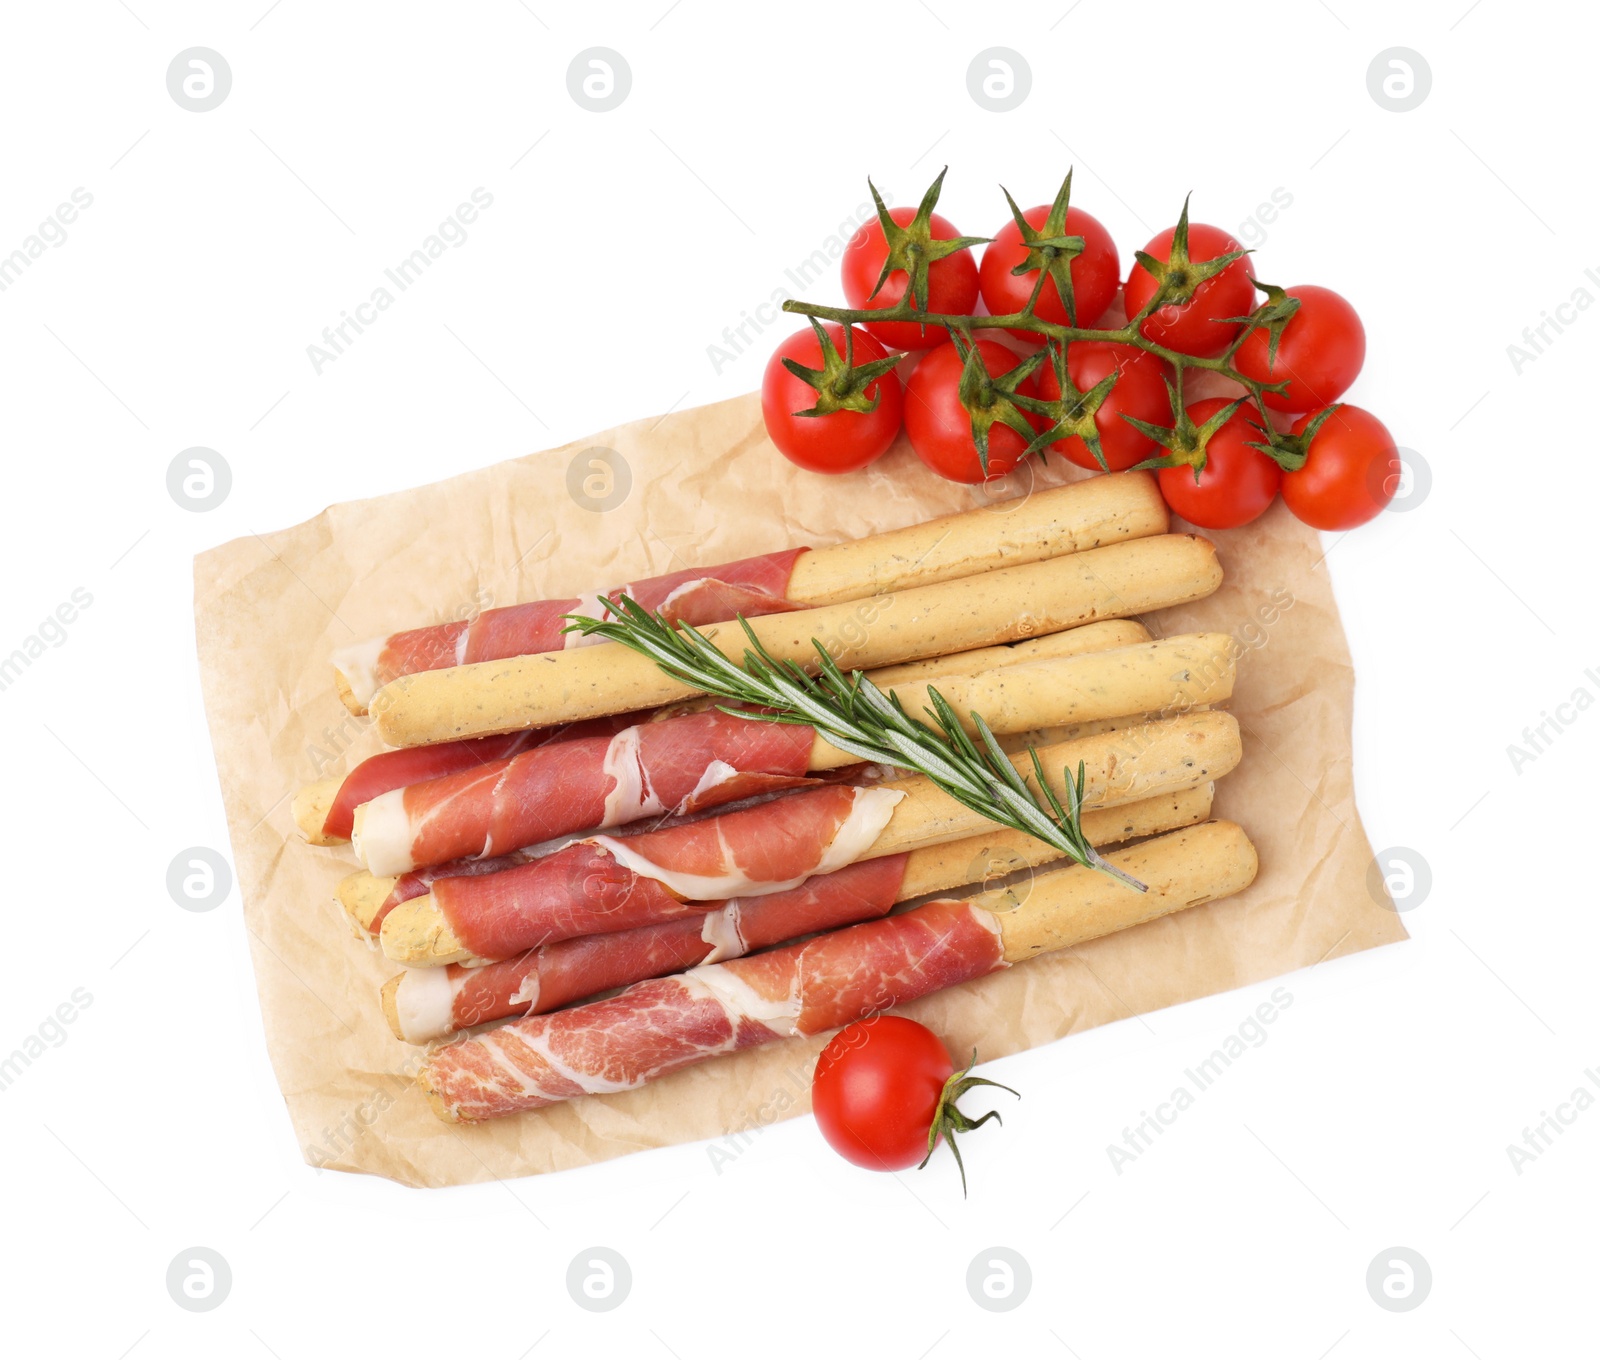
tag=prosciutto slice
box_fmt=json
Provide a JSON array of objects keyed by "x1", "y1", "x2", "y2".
[
  {"x1": 354, "y1": 707, "x2": 818, "y2": 876},
  {"x1": 420, "y1": 897, "x2": 1007, "y2": 1122},
  {"x1": 320, "y1": 716, "x2": 632, "y2": 841},
  {"x1": 421, "y1": 784, "x2": 902, "y2": 960},
  {"x1": 365, "y1": 849, "x2": 539, "y2": 933},
  {"x1": 331, "y1": 547, "x2": 808, "y2": 707},
  {"x1": 390, "y1": 854, "x2": 912, "y2": 1041},
  {"x1": 355, "y1": 763, "x2": 877, "y2": 935}
]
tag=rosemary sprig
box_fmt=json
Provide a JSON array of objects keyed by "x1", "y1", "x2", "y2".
[{"x1": 565, "y1": 598, "x2": 1145, "y2": 893}]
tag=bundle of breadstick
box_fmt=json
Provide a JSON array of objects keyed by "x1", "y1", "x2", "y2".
[
  {"x1": 286, "y1": 471, "x2": 1258, "y2": 1128},
  {"x1": 419, "y1": 821, "x2": 1259, "y2": 1123}
]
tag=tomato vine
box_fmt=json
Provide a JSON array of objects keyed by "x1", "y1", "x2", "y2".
[{"x1": 782, "y1": 167, "x2": 1313, "y2": 478}]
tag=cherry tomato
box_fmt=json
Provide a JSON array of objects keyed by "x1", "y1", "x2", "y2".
[
  {"x1": 1234, "y1": 285, "x2": 1366, "y2": 413},
  {"x1": 812, "y1": 1017, "x2": 956, "y2": 1171},
  {"x1": 841, "y1": 207, "x2": 980, "y2": 352},
  {"x1": 1156, "y1": 397, "x2": 1282, "y2": 530},
  {"x1": 1280, "y1": 404, "x2": 1400, "y2": 531},
  {"x1": 1033, "y1": 341, "x2": 1173, "y2": 471},
  {"x1": 1123, "y1": 222, "x2": 1256, "y2": 358},
  {"x1": 903, "y1": 339, "x2": 1029, "y2": 484},
  {"x1": 760, "y1": 325, "x2": 903, "y2": 474},
  {"x1": 978, "y1": 204, "x2": 1120, "y2": 339}
]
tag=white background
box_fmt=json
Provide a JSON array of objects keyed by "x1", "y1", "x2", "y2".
[{"x1": 1, "y1": 2, "x2": 1594, "y2": 1356}]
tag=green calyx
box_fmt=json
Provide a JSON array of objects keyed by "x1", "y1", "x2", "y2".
[
  {"x1": 780, "y1": 318, "x2": 904, "y2": 418},
  {"x1": 1129, "y1": 193, "x2": 1251, "y2": 321},
  {"x1": 867, "y1": 166, "x2": 991, "y2": 320},
  {"x1": 1246, "y1": 401, "x2": 1342, "y2": 473},
  {"x1": 1002, "y1": 171, "x2": 1088, "y2": 324},
  {"x1": 1016, "y1": 342, "x2": 1119, "y2": 469},
  {"x1": 954, "y1": 333, "x2": 1045, "y2": 476},
  {"x1": 1220, "y1": 280, "x2": 1301, "y2": 367},
  {"x1": 1127, "y1": 377, "x2": 1249, "y2": 481},
  {"x1": 919, "y1": 1049, "x2": 1020, "y2": 1198}
]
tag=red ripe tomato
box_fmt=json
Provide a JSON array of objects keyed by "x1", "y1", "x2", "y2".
[
  {"x1": 1281, "y1": 404, "x2": 1400, "y2": 530},
  {"x1": 1123, "y1": 222, "x2": 1256, "y2": 358},
  {"x1": 812, "y1": 1017, "x2": 956, "y2": 1172},
  {"x1": 1156, "y1": 397, "x2": 1281, "y2": 530},
  {"x1": 760, "y1": 325, "x2": 903, "y2": 474},
  {"x1": 903, "y1": 340, "x2": 1029, "y2": 484},
  {"x1": 1234, "y1": 285, "x2": 1366, "y2": 413},
  {"x1": 978, "y1": 204, "x2": 1120, "y2": 338},
  {"x1": 841, "y1": 207, "x2": 980, "y2": 351},
  {"x1": 1033, "y1": 341, "x2": 1173, "y2": 471}
]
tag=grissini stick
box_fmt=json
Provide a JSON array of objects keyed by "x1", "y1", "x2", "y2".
[
  {"x1": 331, "y1": 472, "x2": 1168, "y2": 713},
  {"x1": 293, "y1": 619, "x2": 1154, "y2": 847},
  {"x1": 862, "y1": 615, "x2": 1149, "y2": 684},
  {"x1": 417, "y1": 819, "x2": 1259, "y2": 1123},
  {"x1": 820, "y1": 631, "x2": 1236, "y2": 766},
  {"x1": 379, "y1": 710, "x2": 1241, "y2": 967},
  {"x1": 381, "y1": 783, "x2": 1216, "y2": 1043},
  {"x1": 348, "y1": 630, "x2": 1236, "y2": 877},
  {"x1": 370, "y1": 533, "x2": 1223, "y2": 747}
]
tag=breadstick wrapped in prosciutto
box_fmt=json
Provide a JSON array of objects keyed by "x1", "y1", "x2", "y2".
[
  {"x1": 382, "y1": 784, "x2": 1216, "y2": 1043},
  {"x1": 378, "y1": 711, "x2": 1242, "y2": 967},
  {"x1": 348, "y1": 630, "x2": 1236, "y2": 877},
  {"x1": 331, "y1": 473, "x2": 1168, "y2": 713},
  {"x1": 417, "y1": 819, "x2": 1259, "y2": 1123},
  {"x1": 372, "y1": 532, "x2": 1223, "y2": 747},
  {"x1": 331, "y1": 548, "x2": 806, "y2": 714}
]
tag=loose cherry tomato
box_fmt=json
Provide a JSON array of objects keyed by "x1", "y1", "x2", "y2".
[
  {"x1": 1156, "y1": 397, "x2": 1282, "y2": 530},
  {"x1": 813, "y1": 1018, "x2": 957, "y2": 1172},
  {"x1": 1123, "y1": 222, "x2": 1256, "y2": 358},
  {"x1": 841, "y1": 207, "x2": 980, "y2": 352},
  {"x1": 1234, "y1": 285, "x2": 1366, "y2": 412},
  {"x1": 1033, "y1": 341, "x2": 1173, "y2": 471},
  {"x1": 760, "y1": 324, "x2": 903, "y2": 474},
  {"x1": 813, "y1": 1017, "x2": 1015, "y2": 1193},
  {"x1": 978, "y1": 204, "x2": 1120, "y2": 339},
  {"x1": 903, "y1": 339, "x2": 1031, "y2": 484},
  {"x1": 1280, "y1": 404, "x2": 1400, "y2": 530}
]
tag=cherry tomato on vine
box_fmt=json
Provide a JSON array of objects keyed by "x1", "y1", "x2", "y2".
[
  {"x1": 1280, "y1": 404, "x2": 1400, "y2": 531},
  {"x1": 760, "y1": 324, "x2": 903, "y2": 474},
  {"x1": 1156, "y1": 397, "x2": 1281, "y2": 530},
  {"x1": 1032, "y1": 341, "x2": 1173, "y2": 471},
  {"x1": 903, "y1": 339, "x2": 1030, "y2": 484},
  {"x1": 1123, "y1": 222, "x2": 1256, "y2": 358},
  {"x1": 841, "y1": 207, "x2": 980, "y2": 352},
  {"x1": 1233, "y1": 285, "x2": 1366, "y2": 413},
  {"x1": 978, "y1": 204, "x2": 1121, "y2": 339},
  {"x1": 812, "y1": 1017, "x2": 1015, "y2": 1191}
]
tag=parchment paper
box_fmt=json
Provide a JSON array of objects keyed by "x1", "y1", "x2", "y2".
[{"x1": 194, "y1": 391, "x2": 1406, "y2": 1188}]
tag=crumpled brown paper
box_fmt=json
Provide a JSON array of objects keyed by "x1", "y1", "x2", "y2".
[{"x1": 194, "y1": 391, "x2": 1406, "y2": 1188}]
